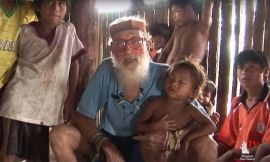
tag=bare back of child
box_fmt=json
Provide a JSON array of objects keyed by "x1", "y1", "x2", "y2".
[
  {"x1": 136, "y1": 60, "x2": 216, "y2": 162},
  {"x1": 158, "y1": 0, "x2": 213, "y2": 65}
]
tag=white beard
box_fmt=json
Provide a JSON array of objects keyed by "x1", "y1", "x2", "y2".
[{"x1": 113, "y1": 49, "x2": 151, "y2": 87}]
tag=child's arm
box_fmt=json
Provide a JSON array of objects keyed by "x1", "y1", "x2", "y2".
[
  {"x1": 204, "y1": 102, "x2": 214, "y2": 116},
  {"x1": 180, "y1": 104, "x2": 216, "y2": 154},
  {"x1": 157, "y1": 27, "x2": 176, "y2": 63},
  {"x1": 201, "y1": 0, "x2": 214, "y2": 28},
  {"x1": 136, "y1": 99, "x2": 176, "y2": 134},
  {"x1": 185, "y1": 104, "x2": 216, "y2": 141},
  {"x1": 64, "y1": 60, "x2": 79, "y2": 123}
]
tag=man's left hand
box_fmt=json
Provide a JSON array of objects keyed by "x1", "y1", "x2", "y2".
[
  {"x1": 179, "y1": 137, "x2": 191, "y2": 155},
  {"x1": 133, "y1": 131, "x2": 166, "y2": 152}
]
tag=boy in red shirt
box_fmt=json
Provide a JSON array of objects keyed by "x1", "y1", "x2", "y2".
[{"x1": 217, "y1": 50, "x2": 270, "y2": 162}]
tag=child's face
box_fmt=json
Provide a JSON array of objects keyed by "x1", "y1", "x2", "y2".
[
  {"x1": 171, "y1": 5, "x2": 187, "y2": 25},
  {"x1": 198, "y1": 91, "x2": 211, "y2": 106},
  {"x1": 151, "y1": 36, "x2": 166, "y2": 50},
  {"x1": 39, "y1": 0, "x2": 67, "y2": 25},
  {"x1": 237, "y1": 61, "x2": 268, "y2": 88},
  {"x1": 165, "y1": 67, "x2": 194, "y2": 100}
]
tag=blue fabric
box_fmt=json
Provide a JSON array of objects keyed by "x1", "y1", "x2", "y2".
[
  {"x1": 128, "y1": 143, "x2": 144, "y2": 162},
  {"x1": 77, "y1": 58, "x2": 206, "y2": 136},
  {"x1": 192, "y1": 99, "x2": 207, "y2": 115}
]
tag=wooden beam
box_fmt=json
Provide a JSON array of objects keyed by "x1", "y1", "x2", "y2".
[
  {"x1": 130, "y1": 0, "x2": 144, "y2": 16},
  {"x1": 70, "y1": 0, "x2": 100, "y2": 104},
  {"x1": 216, "y1": 0, "x2": 233, "y2": 132},
  {"x1": 244, "y1": 0, "x2": 255, "y2": 49},
  {"x1": 208, "y1": 1, "x2": 221, "y2": 84},
  {"x1": 253, "y1": 0, "x2": 266, "y2": 50},
  {"x1": 264, "y1": 0, "x2": 270, "y2": 56},
  {"x1": 231, "y1": 0, "x2": 241, "y2": 100}
]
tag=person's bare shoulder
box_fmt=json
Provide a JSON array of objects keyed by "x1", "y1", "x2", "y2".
[
  {"x1": 147, "y1": 96, "x2": 165, "y2": 108},
  {"x1": 184, "y1": 102, "x2": 199, "y2": 114},
  {"x1": 196, "y1": 20, "x2": 211, "y2": 34}
]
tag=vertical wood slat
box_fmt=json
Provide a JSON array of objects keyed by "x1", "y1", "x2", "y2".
[
  {"x1": 264, "y1": 0, "x2": 270, "y2": 57},
  {"x1": 231, "y1": 0, "x2": 241, "y2": 100},
  {"x1": 70, "y1": 0, "x2": 99, "y2": 104},
  {"x1": 208, "y1": 2, "x2": 221, "y2": 84},
  {"x1": 216, "y1": 0, "x2": 233, "y2": 132},
  {"x1": 144, "y1": 5, "x2": 155, "y2": 25},
  {"x1": 244, "y1": 0, "x2": 255, "y2": 49},
  {"x1": 253, "y1": 0, "x2": 266, "y2": 50}
]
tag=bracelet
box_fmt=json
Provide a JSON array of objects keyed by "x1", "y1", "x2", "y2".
[
  {"x1": 90, "y1": 132, "x2": 103, "y2": 145},
  {"x1": 96, "y1": 137, "x2": 108, "y2": 153},
  {"x1": 93, "y1": 134, "x2": 106, "y2": 147}
]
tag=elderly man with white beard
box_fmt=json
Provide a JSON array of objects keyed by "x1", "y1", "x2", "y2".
[{"x1": 49, "y1": 16, "x2": 218, "y2": 162}]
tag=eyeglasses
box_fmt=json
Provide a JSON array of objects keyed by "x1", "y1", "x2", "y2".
[{"x1": 111, "y1": 37, "x2": 145, "y2": 50}]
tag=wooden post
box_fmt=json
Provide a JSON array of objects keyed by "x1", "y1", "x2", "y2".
[
  {"x1": 264, "y1": 0, "x2": 270, "y2": 56},
  {"x1": 253, "y1": 0, "x2": 266, "y2": 50},
  {"x1": 216, "y1": 0, "x2": 233, "y2": 132},
  {"x1": 70, "y1": 0, "x2": 100, "y2": 103},
  {"x1": 130, "y1": 0, "x2": 144, "y2": 16},
  {"x1": 208, "y1": 1, "x2": 221, "y2": 84},
  {"x1": 244, "y1": 0, "x2": 255, "y2": 49},
  {"x1": 231, "y1": 0, "x2": 241, "y2": 100}
]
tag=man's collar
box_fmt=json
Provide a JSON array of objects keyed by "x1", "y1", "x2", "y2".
[{"x1": 239, "y1": 83, "x2": 269, "y2": 103}]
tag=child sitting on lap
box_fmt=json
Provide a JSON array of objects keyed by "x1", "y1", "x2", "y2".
[{"x1": 135, "y1": 59, "x2": 216, "y2": 162}]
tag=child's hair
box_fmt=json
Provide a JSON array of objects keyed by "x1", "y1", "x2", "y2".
[
  {"x1": 166, "y1": 58, "x2": 206, "y2": 100},
  {"x1": 234, "y1": 49, "x2": 269, "y2": 70},
  {"x1": 34, "y1": 0, "x2": 71, "y2": 21},
  {"x1": 203, "y1": 80, "x2": 216, "y2": 104},
  {"x1": 169, "y1": 0, "x2": 202, "y2": 15},
  {"x1": 148, "y1": 23, "x2": 174, "y2": 43}
]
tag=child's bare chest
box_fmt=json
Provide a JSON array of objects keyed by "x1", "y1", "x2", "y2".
[{"x1": 153, "y1": 106, "x2": 191, "y2": 129}]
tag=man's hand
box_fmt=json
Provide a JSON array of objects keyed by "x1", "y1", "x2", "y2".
[
  {"x1": 179, "y1": 137, "x2": 191, "y2": 155},
  {"x1": 154, "y1": 115, "x2": 177, "y2": 131},
  {"x1": 101, "y1": 140, "x2": 125, "y2": 162},
  {"x1": 63, "y1": 99, "x2": 75, "y2": 123},
  {"x1": 210, "y1": 112, "x2": 220, "y2": 125},
  {"x1": 133, "y1": 131, "x2": 166, "y2": 152}
]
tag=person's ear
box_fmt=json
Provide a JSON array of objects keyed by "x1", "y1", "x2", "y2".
[{"x1": 263, "y1": 68, "x2": 269, "y2": 78}]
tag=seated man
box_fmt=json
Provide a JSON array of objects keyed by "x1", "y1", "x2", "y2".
[
  {"x1": 49, "y1": 16, "x2": 217, "y2": 162},
  {"x1": 217, "y1": 50, "x2": 270, "y2": 162},
  {"x1": 158, "y1": 0, "x2": 213, "y2": 64},
  {"x1": 135, "y1": 60, "x2": 216, "y2": 162}
]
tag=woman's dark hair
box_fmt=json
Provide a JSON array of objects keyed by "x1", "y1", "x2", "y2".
[{"x1": 34, "y1": 0, "x2": 71, "y2": 22}]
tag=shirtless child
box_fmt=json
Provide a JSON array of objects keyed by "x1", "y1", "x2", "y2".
[
  {"x1": 158, "y1": 0, "x2": 214, "y2": 64},
  {"x1": 135, "y1": 59, "x2": 216, "y2": 162}
]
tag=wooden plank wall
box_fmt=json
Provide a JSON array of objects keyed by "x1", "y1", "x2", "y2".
[
  {"x1": 70, "y1": 0, "x2": 100, "y2": 105},
  {"x1": 96, "y1": 0, "x2": 270, "y2": 130}
]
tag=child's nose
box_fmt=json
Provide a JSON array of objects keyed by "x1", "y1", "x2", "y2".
[{"x1": 52, "y1": 3, "x2": 59, "y2": 11}]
